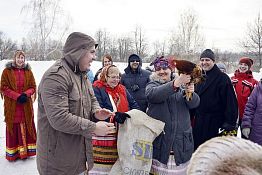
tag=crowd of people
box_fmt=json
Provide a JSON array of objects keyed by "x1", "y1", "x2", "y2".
[{"x1": 0, "y1": 32, "x2": 261, "y2": 175}]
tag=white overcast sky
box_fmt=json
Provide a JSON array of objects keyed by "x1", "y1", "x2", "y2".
[{"x1": 1, "y1": 0, "x2": 262, "y2": 52}]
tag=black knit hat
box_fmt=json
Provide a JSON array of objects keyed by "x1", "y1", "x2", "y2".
[{"x1": 200, "y1": 49, "x2": 215, "y2": 61}]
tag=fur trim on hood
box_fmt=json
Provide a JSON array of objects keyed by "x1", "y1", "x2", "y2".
[
  {"x1": 149, "y1": 72, "x2": 171, "y2": 84},
  {"x1": 5, "y1": 61, "x2": 31, "y2": 70}
]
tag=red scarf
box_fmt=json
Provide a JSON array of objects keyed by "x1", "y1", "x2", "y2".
[{"x1": 93, "y1": 80, "x2": 129, "y2": 112}]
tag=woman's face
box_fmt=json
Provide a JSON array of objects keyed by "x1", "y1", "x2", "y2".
[
  {"x1": 238, "y1": 63, "x2": 249, "y2": 73},
  {"x1": 103, "y1": 57, "x2": 112, "y2": 67},
  {"x1": 15, "y1": 54, "x2": 25, "y2": 68},
  {"x1": 155, "y1": 67, "x2": 172, "y2": 82},
  {"x1": 106, "y1": 67, "x2": 120, "y2": 88}
]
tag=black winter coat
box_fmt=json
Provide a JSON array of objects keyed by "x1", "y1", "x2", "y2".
[
  {"x1": 121, "y1": 66, "x2": 151, "y2": 112},
  {"x1": 192, "y1": 64, "x2": 238, "y2": 150}
]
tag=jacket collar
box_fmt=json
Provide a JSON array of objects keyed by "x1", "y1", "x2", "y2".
[
  {"x1": 5, "y1": 61, "x2": 31, "y2": 70},
  {"x1": 197, "y1": 64, "x2": 221, "y2": 96}
]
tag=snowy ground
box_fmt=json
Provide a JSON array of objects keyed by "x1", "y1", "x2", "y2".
[{"x1": 0, "y1": 60, "x2": 261, "y2": 174}]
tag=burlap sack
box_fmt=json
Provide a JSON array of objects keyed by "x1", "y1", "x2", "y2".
[{"x1": 109, "y1": 109, "x2": 165, "y2": 175}]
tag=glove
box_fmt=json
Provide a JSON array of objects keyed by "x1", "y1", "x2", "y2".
[
  {"x1": 17, "y1": 93, "x2": 27, "y2": 104},
  {"x1": 114, "y1": 112, "x2": 131, "y2": 124},
  {"x1": 242, "y1": 128, "x2": 251, "y2": 138},
  {"x1": 218, "y1": 128, "x2": 237, "y2": 136}
]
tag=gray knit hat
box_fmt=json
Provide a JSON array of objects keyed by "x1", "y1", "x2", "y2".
[{"x1": 200, "y1": 49, "x2": 215, "y2": 61}]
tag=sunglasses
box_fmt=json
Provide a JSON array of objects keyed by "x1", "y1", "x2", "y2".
[
  {"x1": 154, "y1": 61, "x2": 169, "y2": 71},
  {"x1": 130, "y1": 59, "x2": 140, "y2": 63}
]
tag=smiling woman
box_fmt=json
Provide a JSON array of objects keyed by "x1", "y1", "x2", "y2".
[
  {"x1": 0, "y1": 50, "x2": 37, "y2": 162},
  {"x1": 91, "y1": 65, "x2": 140, "y2": 174}
]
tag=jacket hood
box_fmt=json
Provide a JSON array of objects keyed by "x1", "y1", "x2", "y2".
[
  {"x1": 63, "y1": 32, "x2": 97, "y2": 73},
  {"x1": 5, "y1": 61, "x2": 31, "y2": 70},
  {"x1": 124, "y1": 54, "x2": 142, "y2": 74}
]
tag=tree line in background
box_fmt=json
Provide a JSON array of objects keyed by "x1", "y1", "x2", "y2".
[{"x1": 0, "y1": 0, "x2": 261, "y2": 72}]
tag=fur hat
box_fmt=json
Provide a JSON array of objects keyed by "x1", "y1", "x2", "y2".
[
  {"x1": 200, "y1": 49, "x2": 215, "y2": 61},
  {"x1": 239, "y1": 57, "x2": 253, "y2": 68}
]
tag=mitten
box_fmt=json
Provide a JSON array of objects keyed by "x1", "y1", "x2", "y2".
[
  {"x1": 242, "y1": 128, "x2": 251, "y2": 138},
  {"x1": 114, "y1": 112, "x2": 131, "y2": 124},
  {"x1": 17, "y1": 93, "x2": 27, "y2": 104}
]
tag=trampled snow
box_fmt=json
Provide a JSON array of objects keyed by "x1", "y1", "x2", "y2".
[{"x1": 0, "y1": 60, "x2": 261, "y2": 174}]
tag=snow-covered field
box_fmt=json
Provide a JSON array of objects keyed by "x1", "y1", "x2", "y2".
[{"x1": 0, "y1": 60, "x2": 261, "y2": 174}]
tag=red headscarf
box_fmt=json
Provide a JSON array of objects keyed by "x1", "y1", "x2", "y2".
[{"x1": 93, "y1": 65, "x2": 129, "y2": 112}]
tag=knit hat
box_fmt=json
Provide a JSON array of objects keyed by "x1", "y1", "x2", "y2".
[
  {"x1": 239, "y1": 57, "x2": 253, "y2": 68},
  {"x1": 200, "y1": 49, "x2": 215, "y2": 61}
]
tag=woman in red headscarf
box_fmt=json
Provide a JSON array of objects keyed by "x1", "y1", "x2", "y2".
[
  {"x1": 0, "y1": 50, "x2": 36, "y2": 161},
  {"x1": 90, "y1": 65, "x2": 140, "y2": 174}
]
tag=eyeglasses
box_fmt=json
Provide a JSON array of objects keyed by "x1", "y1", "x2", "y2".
[
  {"x1": 154, "y1": 61, "x2": 169, "y2": 71},
  {"x1": 107, "y1": 75, "x2": 120, "y2": 80}
]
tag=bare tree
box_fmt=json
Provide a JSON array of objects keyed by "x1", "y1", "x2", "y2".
[
  {"x1": 95, "y1": 29, "x2": 111, "y2": 61},
  {"x1": 151, "y1": 40, "x2": 166, "y2": 60},
  {"x1": 169, "y1": 9, "x2": 205, "y2": 60},
  {"x1": 117, "y1": 36, "x2": 133, "y2": 62},
  {"x1": 22, "y1": 0, "x2": 71, "y2": 60},
  {"x1": 133, "y1": 25, "x2": 148, "y2": 59},
  {"x1": 240, "y1": 13, "x2": 262, "y2": 68},
  {"x1": 0, "y1": 31, "x2": 17, "y2": 60}
]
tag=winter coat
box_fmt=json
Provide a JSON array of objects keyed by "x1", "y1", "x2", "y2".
[
  {"x1": 37, "y1": 32, "x2": 101, "y2": 175},
  {"x1": 87, "y1": 70, "x2": 94, "y2": 83},
  {"x1": 231, "y1": 70, "x2": 258, "y2": 120},
  {"x1": 192, "y1": 64, "x2": 238, "y2": 150},
  {"x1": 94, "y1": 67, "x2": 102, "y2": 82},
  {"x1": 121, "y1": 56, "x2": 151, "y2": 112},
  {"x1": 242, "y1": 81, "x2": 262, "y2": 145},
  {"x1": 146, "y1": 73, "x2": 200, "y2": 165},
  {"x1": 93, "y1": 82, "x2": 140, "y2": 117},
  {"x1": 0, "y1": 62, "x2": 36, "y2": 138}
]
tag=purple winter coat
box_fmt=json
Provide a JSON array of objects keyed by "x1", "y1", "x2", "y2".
[{"x1": 242, "y1": 81, "x2": 262, "y2": 145}]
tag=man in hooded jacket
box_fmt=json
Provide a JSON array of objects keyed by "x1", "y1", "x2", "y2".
[
  {"x1": 120, "y1": 54, "x2": 151, "y2": 112},
  {"x1": 37, "y1": 32, "x2": 116, "y2": 175}
]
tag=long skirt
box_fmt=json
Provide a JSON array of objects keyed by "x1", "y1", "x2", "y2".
[
  {"x1": 6, "y1": 122, "x2": 36, "y2": 161},
  {"x1": 150, "y1": 155, "x2": 189, "y2": 175}
]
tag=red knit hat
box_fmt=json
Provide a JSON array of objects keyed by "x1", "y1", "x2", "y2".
[{"x1": 239, "y1": 57, "x2": 253, "y2": 68}]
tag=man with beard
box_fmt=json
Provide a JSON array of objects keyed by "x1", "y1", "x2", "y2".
[
  {"x1": 192, "y1": 49, "x2": 238, "y2": 150},
  {"x1": 121, "y1": 54, "x2": 151, "y2": 112}
]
